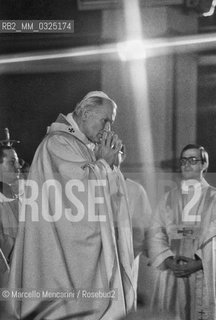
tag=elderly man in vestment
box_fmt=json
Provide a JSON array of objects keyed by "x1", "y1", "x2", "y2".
[
  {"x1": 148, "y1": 144, "x2": 216, "y2": 320},
  {"x1": 8, "y1": 91, "x2": 137, "y2": 320}
]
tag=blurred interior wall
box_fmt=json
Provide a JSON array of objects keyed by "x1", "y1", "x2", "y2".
[
  {"x1": 101, "y1": 4, "x2": 199, "y2": 304},
  {"x1": 101, "y1": 6, "x2": 198, "y2": 185}
]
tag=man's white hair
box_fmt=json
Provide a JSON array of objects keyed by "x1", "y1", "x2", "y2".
[
  {"x1": 81, "y1": 91, "x2": 110, "y2": 101},
  {"x1": 74, "y1": 91, "x2": 117, "y2": 117}
]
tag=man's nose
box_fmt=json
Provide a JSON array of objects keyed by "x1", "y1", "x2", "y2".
[
  {"x1": 104, "y1": 122, "x2": 111, "y2": 131},
  {"x1": 16, "y1": 162, "x2": 22, "y2": 171},
  {"x1": 184, "y1": 161, "x2": 191, "y2": 168}
]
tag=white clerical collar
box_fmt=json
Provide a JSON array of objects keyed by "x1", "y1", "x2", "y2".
[{"x1": 66, "y1": 113, "x2": 79, "y2": 130}]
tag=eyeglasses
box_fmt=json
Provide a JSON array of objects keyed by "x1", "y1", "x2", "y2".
[{"x1": 179, "y1": 157, "x2": 202, "y2": 166}]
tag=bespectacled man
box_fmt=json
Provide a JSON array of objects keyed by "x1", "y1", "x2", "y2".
[
  {"x1": 148, "y1": 144, "x2": 216, "y2": 320},
  {"x1": 179, "y1": 144, "x2": 208, "y2": 181}
]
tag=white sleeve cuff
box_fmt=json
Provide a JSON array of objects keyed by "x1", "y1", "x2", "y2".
[{"x1": 151, "y1": 249, "x2": 175, "y2": 268}]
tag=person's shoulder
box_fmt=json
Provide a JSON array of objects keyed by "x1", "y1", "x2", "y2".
[
  {"x1": 158, "y1": 185, "x2": 179, "y2": 207},
  {"x1": 0, "y1": 194, "x2": 17, "y2": 216},
  {"x1": 0, "y1": 191, "x2": 15, "y2": 203},
  {"x1": 125, "y1": 179, "x2": 151, "y2": 202},
  {"x1": 208, "y1": 184, "x2": 216, "y2": 191},
  {"x1": 126, "y1": 178, "x2": 146, "y2": 193},
  {"x1": 46, "y1": 130, "x2": 78, "y2": 148},
  {"x1": 207, "y1": 184, "x2": 216, "y2": 198},
  {"x1": 160, "y1": 184, "x2": 179, "y2": 198}
]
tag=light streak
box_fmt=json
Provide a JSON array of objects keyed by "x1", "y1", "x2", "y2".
[{"x1": 1, "y1": 32, "x2": 216, "y2": 65}]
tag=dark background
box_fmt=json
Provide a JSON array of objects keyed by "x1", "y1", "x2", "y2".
[
  {"x1": 0, "y1": 0, "x2": 216, "y2": 170},
  {"x1": 0, "y1": 0, "x2": 103, "y2": 164}
]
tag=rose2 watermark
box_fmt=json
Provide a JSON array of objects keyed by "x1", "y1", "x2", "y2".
[
  {"x1": 19, "y1": 179, "x2": 107, "y2": 222},
  {"x1": 17, "y1": 173, "x2": 210, "y2": 224}
]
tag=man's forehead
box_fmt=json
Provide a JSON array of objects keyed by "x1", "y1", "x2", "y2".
[
  {"x1": 3, "y1": 149, "x2": 18, "y2": 159},
  {"x1": 101, "y1": 101, "x2": 116, "y2": 116},
  {"x1": 182, "y1": 148, "x2": 200, "y2": 157}
]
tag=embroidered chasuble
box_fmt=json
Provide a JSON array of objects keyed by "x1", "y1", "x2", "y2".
[{"x1": 7, "y1": 113, "x2": 136, "y2": 320}]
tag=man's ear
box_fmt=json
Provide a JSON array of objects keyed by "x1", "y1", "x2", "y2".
[
  {"x1": 81, "y1": 108, "x2": 90, "y2": 121},
  {"x1": 202, "y1": 162, "x2": 208, "y2": 173}
]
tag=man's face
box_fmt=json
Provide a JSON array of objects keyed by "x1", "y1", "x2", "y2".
[
  {"x1": 180, "y1": 148, "x2": 205, "y2": 181},
  {"x1": 82, "y1": 101, "x2": 116, "y2": 143},
  {"x1": 0, "y1": 149, "x2": 21, "y2": 184}
]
